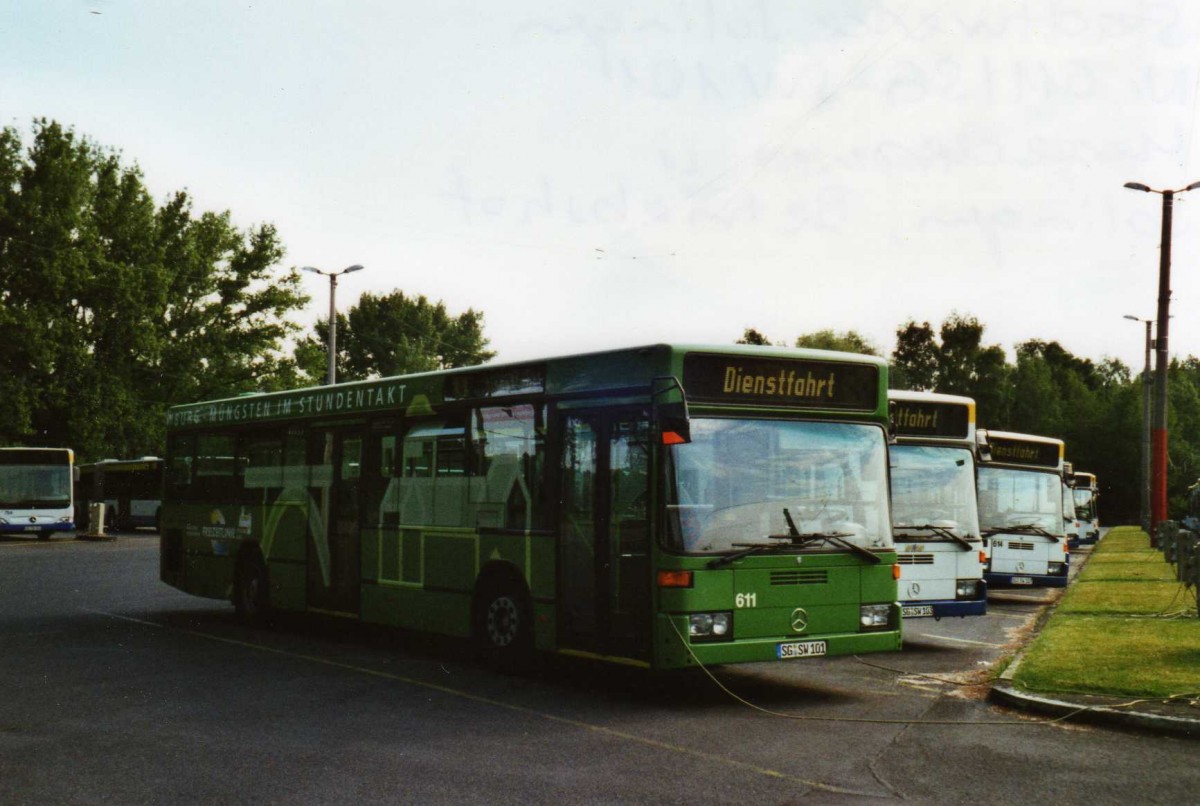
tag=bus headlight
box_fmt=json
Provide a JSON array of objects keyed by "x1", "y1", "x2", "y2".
[
  {"x1": 688, "y1": 612, "x2": 732, "y2": 641},
  {"x1": 1048, "y1": 562, "x2": 1066, "y2": 575},
  {"x1": 955, "y1": 579, "x2": 980, "y2": 599},
  {"x1": 860, "y1": 604, "x2": 890, "y2": 630}
]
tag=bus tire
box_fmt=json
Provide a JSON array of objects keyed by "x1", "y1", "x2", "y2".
[
  {"x1": 473, "y1": 574, "x2": 534, "y2": 669},
  {"x1": 233, "y1": 552, "x2": 271, "y2": 627}
]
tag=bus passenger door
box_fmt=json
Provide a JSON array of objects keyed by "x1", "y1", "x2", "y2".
[
  {"x1": 306, "y1": 427, "x2": 363, "y2": 615},
  {"x1": 558, "y1": 409, "x2": 651, "y2": 662}
]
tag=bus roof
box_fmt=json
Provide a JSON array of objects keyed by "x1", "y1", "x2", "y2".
[{"x1": 166, "y1": 343, "x2": 890, "y2": 430}]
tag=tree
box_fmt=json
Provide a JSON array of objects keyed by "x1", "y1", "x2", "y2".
[
  {"x1": 794, "y1": 329, "x2": 879, "y2": 356},
  {"x1": 295, "y1": 290, "x2": 496, "y2": 383},
  {"x1": 891, "y1": 320, "x2": 939, "y2": 390},
  {"x1": 0, "y1": 119, "x2": 308, "y2": 459},
  {"x1": 736, "y1": 327, "x2": 774, "y2": 346}
]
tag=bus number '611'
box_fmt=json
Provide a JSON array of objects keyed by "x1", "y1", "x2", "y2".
[{"x1": 736, "y1": 592, "x2": 757, "y2": 608}]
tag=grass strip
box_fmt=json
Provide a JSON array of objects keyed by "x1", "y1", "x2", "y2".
[
  {"x1": 1014, "y1": 615, "x2": 1200, "y2": 698},
  {"x1": 1011, "y1": 525, "x2": 1200, "y2": 698},
  {"x1": 1057, "y1": 580, "x2": 1191, "y2": 615}
]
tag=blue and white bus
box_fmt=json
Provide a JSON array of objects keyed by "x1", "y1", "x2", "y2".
[
  {"x1": 0, "y1": 447, "x2": 78, "y2": 540},
  {"x1": 976, "y1": 431, "x2": 1069, "y2": 588},
  {"x1": 889, "y1": 391, "x2": 987, "y2": 619},
  {"x1": 1070, "y1": 471, "x2": 1100, "y2": 545}
]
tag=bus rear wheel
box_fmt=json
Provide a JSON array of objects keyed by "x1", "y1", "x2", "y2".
[
  {"x1": 474, "y1": 578, "x2": 533, "y2": 669},
  {"x1": 233, "y1": 553, "x2": 270, "y2": 627}
]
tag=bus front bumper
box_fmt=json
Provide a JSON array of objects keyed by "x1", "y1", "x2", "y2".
[
  {"x1": 0, "y1": 522, "x2": 74, "y2": 534},
  {"x1": 657, "y1": 614, "x2": 903, "y2": 669},
  {"x1": 985, "y1": 571, "x2": 1068, "y2": 588},
  {"x1": 901, "y1": 596, "x2": 987, "y2": 619}
]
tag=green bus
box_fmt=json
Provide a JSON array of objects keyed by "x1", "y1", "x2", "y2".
[{"x1": 160, "y1": 344, "x2": 901, "y2": 670}]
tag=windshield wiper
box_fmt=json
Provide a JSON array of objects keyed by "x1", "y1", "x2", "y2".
[
  {"x1": 981, "y1": 523, "x2": 1060, "y2": 543},
  {"x1": 707, "y1": 543, "x2": 781, "y2": 569},
  {"x1": 893, "y1": 524, "x2": 976, "y2": 551},
  {"x1": 779, "y1": 508, "x2": 883, "y2": 565}
]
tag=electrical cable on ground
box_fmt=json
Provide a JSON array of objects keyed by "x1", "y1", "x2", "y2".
[{"x1": 667, "y1": 619, "x2": 1138, "y2": 728}]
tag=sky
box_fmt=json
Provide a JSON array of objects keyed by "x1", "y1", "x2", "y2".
[{"x1": 4, "y1": 0, "x2": 1200, "y2": 373}]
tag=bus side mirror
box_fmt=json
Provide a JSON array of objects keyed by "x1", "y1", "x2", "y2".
[
  {"x1": 73, "y1": 466, "x2": 81, "y2": 483},
  {"x1": 659, "y1": 402, "x2": 691, "y2": 445}
]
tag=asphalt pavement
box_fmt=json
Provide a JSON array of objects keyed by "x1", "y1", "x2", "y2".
[{"x1": 2, "y1": 531, "x2": 1198, "y2": 804}]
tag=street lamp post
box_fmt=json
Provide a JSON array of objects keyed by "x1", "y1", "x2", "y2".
[
  {"x1": 1123, "y1": 315, "x2": 1154, "y2": 533},
  {"x1": 301, "y1": 264, "x2": 365, "y2": 385},
  {"x1": 1123, "y1": 180, "x2": 1200, "y2": 533}
]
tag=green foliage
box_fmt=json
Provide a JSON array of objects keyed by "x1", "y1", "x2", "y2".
[
  {"x1": 793, "y1": 329, "x2": 879, "y2": 356},
  {"x1": 736, "y1": 327, "x2": 775, "y2": 346},
  {"x1": 735, "y1": 327, "x2": 878, "y2": 355},
  {"x1": 0, "y1": 119, "x2": 308, "y2": 460},
  {"x1": 295, "y1": 290, "x2": 497, "y2": 383}
]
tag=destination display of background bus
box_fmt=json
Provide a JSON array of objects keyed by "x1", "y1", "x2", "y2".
[
  {"x1": 160, "y1": 344, "x2": 902, "y2": 671},
  {"x1": 0, "y1": 447, "x2": 78, "y2": 539},
  {"x1": 888, "y1": 391, "x2": 987, "y2": 619},
  {"x1": 976, "y1": 430, "x2": 1070, "y2": 588}
]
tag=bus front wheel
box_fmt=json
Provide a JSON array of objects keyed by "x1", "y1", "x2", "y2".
[
  {"x1": 473, "y1": 576, "x2": 533, "y2": 668},
  {"x1": 233, "y1": 553, "x2": 270, "y2": 627}
]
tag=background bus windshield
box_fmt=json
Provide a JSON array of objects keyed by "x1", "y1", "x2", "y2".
[
  {"x1": 666, "y1": 419, "x2": 890, "y2": 553},
  {"x1": 0, "y1": 464, "x2": 71, "y2": 509},
  {"x1": 977, "y1": 467, "x2": 1062, "y2": 532},
  {"x1": 890, "y1": 445, "x2": 980, "y2": 539}
]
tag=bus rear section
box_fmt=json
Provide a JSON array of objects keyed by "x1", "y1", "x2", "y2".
[
  {"x1": 77, "y1": 458, "x2": 165, "y2": 532},
  {"x1": 977, "y1": 431, "x2": 1069, "y2": 588},
  {"x1": 0, "y1": 447, "x2": 77, "y2": 539},
  {"x1": 888, "y1": 392, "x2": 986, "y2": 619}
]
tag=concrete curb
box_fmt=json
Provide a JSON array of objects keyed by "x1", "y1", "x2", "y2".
[{"x1": 989, "y1": 681, "x2": 1200, "y2": 739}]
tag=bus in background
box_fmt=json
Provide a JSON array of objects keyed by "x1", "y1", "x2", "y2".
[
  {"x1": 161, "y1": 344, "x2": 902, "y2": 670},
  {"x1": 888, "y1": 391, "x2": 986, "y2": 619},
  {"x1": 1062, "y1": 468, "x2": 1080, "y2": 548},
  {"x1": 76, "y1": 458, "x2": 165, "y2": 532},
  {"x1": 0, "y1": 447, "x2": 78, "y2": 540},
  {"x1": 976, "y1": 431, "x2": 1069, "y2": 588},
  {"x1": 1071, "y1": 471, "x2": 1100, "y2": 545}
]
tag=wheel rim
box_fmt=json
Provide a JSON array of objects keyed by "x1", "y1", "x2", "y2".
[{"x1": 485, "y1": 595, "x2": 520, "y2": 647}]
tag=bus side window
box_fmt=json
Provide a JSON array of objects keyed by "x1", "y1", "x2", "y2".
[
  {"x1": 195, "y1": 433, "x2": 238, "y2": 501},
  {"x1": 242, "y1": 433, "x2": 284, "y2": 504},
  {"x1": 167, "y1": 435, "x2": 195, "y2": 498},
  {"x1": 470, "y1": 404, "x2": 546, "y2": 531}
]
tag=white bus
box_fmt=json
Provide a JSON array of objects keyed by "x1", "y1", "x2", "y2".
[
  {"x1": 0, "y1": 447, "x2": 78, "y2": 540},
  {"x1": 976, "y1": 431, "x2": 1069, "y2": 588},
  {"x1": 1070, "y1": 471, "x2": 1100, "y2": 545},
  {"x1": 889, "y1": 391, "x2": 987, "y2": 619}
]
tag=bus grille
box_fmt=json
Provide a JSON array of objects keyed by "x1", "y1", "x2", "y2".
[
  {"x1": 770, "y1": 570, "x2": 829, "y2": 586},
  {"x1": 897, "y1": 553, "x2": 935, "y2": 565},
  {"x1": 1007, "y1": 541, "x2": 1036, "y2": 551}
]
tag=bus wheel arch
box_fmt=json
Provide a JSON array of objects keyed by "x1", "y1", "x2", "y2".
[
  {"x1": 233, "y1": 545, "x2": 271, "y2": 626},
  {"x1": 472, "y1": 563, "x2": 534, "y2": 664}
]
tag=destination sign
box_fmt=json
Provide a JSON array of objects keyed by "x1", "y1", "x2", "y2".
[
  {"x1": 987, "y1": 435, "x2": 1061, "y2": 468},
  {"x1": 682, "y1": 353, "x2": 880, "y2": 410},
  {"x1": 891, "y1": 400, "x2": 970, "y2": 438}
]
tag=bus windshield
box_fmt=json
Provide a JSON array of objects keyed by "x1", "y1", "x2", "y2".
[
  {"x1": 889, "y1": 445, "x2": 980, "y2": 540},
  {"x1": 1073, "y1": 488, "x2": 1095, "y2": 520},
  {"x1": 0, "y1": 463, "x2": 72, "y2": 509},
  {"x1": 665, "y1": 418, "x2": 891, "y2": 554},
  {"x1": 977, "y1": 467, "x2": 1063, "y2": 533}
]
